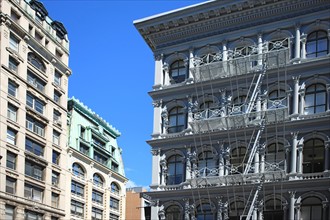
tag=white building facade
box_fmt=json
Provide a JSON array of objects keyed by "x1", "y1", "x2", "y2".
[{"x1": 135, "y1": 0, "x2": 330, "y2": 219}]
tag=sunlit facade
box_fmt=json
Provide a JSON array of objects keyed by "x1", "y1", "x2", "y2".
[{"x1": 135, "y1": 0, "x2": 330, "y2": 219}]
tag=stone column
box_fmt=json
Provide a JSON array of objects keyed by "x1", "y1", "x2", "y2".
[
  {"x1": 160, "y1": 157, "x2": 167, "y2": 186},
  {"x1": 0, "y1": 200, "x2": 5, "y2": 217},
  {"x1": 219, "y1": 149, "x2": 225, "y2": 177},
  {"x1": 163, "y1": 62, "x2": 170, "y2": 86},
  {"x1": 15, "y1": 206, "x2": 25, "y2": 219},
  {"x1": 301, "y1": 34, "x2": 307, "y2": 59},
  {"x1": 289, "y1": 191, "x2": 296, "y2": 220},
  {"x1": 294, "y1": 24, "x2": 301, "y2": 60},
  {"x1": 184, "y1": 198, "x2": 190, "y2": 220},
  {"x1": 298, "y1": 89, "x2": 305, "y2": 116},
  {"x1": 222, "y1": 40, "x2": 229, "y2": 76},
  {"x1": 187, "y1": 96, "x2": 194, "y2": 131},
  {"x1": 189, "y1": 48, "x2": 194, "y2": 80},
  {"x1": 285, "y1": 144, "x2": 291, "y2": 173},
  {"x1": 151, "y1": 149, "x2": 161, "y2": 187},
  {"x1": 257, "y1": 33, "x2": 263, "y2": 66},
  {"x1": 253, "y1": 207, "x2": 258, "y2": 220},
  {"x1": 291, "y1": 132, "x2": 298, "y2": 175},
  {"x1": 260, "y1": 148, "x2": 265, "y2": 173},
  {"x1": 254, "y1": 149, "x2": 260, "y2": 174},
  {"x1": 154, "y1": 54, "x2": 164, "y2": 88},
  {"x1": 297, "y1": 139, "x2": 304, "y2": 175},
  {"x1": 292, "y1": 76, "x2": 300, "y2": 116},
  {"x1": 217, "y1": 197, "x2": 223, "y2": 220},
  {"x1": 322, "y1": 201, "x2": 329, "y2": 220},
  {"x1": 186, "y1": 147, "x2": 192, "y2": 181},
  {"x1": 324, "y1": 141, "x2": 330, "y2": 171},
  {"x1": 295, "y1": 203, "x2": 301, "y2": 220},
  {"x1": 327, "y1": 84, "x2": 330, "y2": 112},
  {"x1": 152, "y1": 100, "x2": 162, "y2": 139}
]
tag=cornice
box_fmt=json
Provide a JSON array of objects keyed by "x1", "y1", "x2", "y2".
[{"x1": 135, "y1": 0, "x2": 330, "y2": 51}]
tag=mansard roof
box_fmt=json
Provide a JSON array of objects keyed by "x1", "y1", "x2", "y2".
[
  {"x1": 30, "y1": 0, "x2": 48, "y2": 19},
  {"x1": 134, "y1": 0, "x2": 330, "y2": 51}
]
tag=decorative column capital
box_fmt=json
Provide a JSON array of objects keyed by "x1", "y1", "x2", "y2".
[
  {"x1": 154, "y1": 54, "x2": 163, "y2": 61},
  {"x1": 288, "y1": 191, "x2": 296, "y2": 198},
  {"x1": 151, "y1": 149, "x2": 160, "y2": 156},
  {"x1": 152, "y1": 99, "x2": 162, "y2": 108},
  {"x1": 292, "y1": 76, "x2": 300, "y2": 83}
]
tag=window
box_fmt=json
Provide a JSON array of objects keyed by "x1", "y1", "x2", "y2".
[
  {"x1": 168, "y1": 106, "x2": 186, "y2": 133},
  {"x1": 51, "y1": 193, "x2": 59, "y2": 208},
  {"x1": 93, "y1": 173, "x2": 104, "y2": 187},
  {"x1": 230, "y1": 146, "x2": 248, "y2": 174},
  {"x1": 25, "y1": 160, "x2": 44, "y2": 180},
  {"x1": 167, "y1": 155, "x2": 184, "y2": 185},
  {"x1": 92, "y1": 136, "x2": 105, "y2": 148},
  {"x1": 53, "y1": 110, "x2": 61, "y2": 124},
  {"x1": 92, "y1": 190, "x2": 103, "y2": 204},
  {"x1": 301, "y1": 197, "x2": 323, "y2": 220},
  {"x1": 109, "y1": 213, "x2": 119, "y2": 220},
  {"x1": 26, "y1": 116, "x2": 45, "y2": 137},
  {"x1": 5, "y1": 205, "x2": 15, "y2": 220},
  {"x1": 54, "y1": 90, "x2": 61, "y2": 104},
  {"x1": 8, "y1": 80, "x2": 18, "y2": 97},
  {"x1": 94, "y1": 151, "x2": 108, "y2": 165},
  {"x1": 265, "y1": 143, "x2": 285, "y2": 171},
  {"x1": 195, "y1": 203, "x2": 214, "y2": 220},
  {"x1": 110, "y1": 197, "x2": 119, "y2": 210},
  {"x1": 71, "y1": 200, "x2": 84, "y2": 217},
  {"x1": 306, "y1": 30, "x2": 329, "y2": 58},
  {"x1": 53, "y1": 130, "x2": 60, "y2": 146},
  {"x1": 303, "y1": 138, "x2": 324, "y2": 173},
  {"x1": 25, "y1": 138, "x2": 44, "y2": 156},
  {"x1": 197, "y1": 151, "x2": 217, "y2": 177},
  {"x1": 72, "y1": 163, "x2": 85, "y2": 178},
  {"x1": 111, "y1": 162, "x2": 119, "y2": 172},
  {"x1": 52, "y1": 150, "x2": 60, "y2": 165},
  {"x1": 26, "y1": 93, "x2": 45, "y2": 114},
  {"x1": 25, "y1": 211, "x2": 43, "y2": 220},
  {"x1": 7, "y1": 128, "x2": 16, "y2": 145},
  {"x1": 52, "y1": 171, "x2": 59, "y2": 187},
  {"x1": 71, "y1": 181, "x2": 84, "y2": 197},
  {"x1": 92, "y1": 207, "x2": 103, "y2": 220},
  {"x1": 9, "y1": 56, "x2": 19, "y2": 73},
  {"x1": 80, "y1": 143, "x2": 89, "y2": 155},
  {"x1": 54, "y1": 70, "x2": 61, "y2": 86},
  {"x1": 24, "y1": 184, "x2": 43, "y2": 202},
  {"x1": 304, "y1": 83, "x2": 327, "y2": 115},
  {"x1": 268, "y1": 89, "x2": 287, "y2": 109},
  {"x1": 232, "y1": 95, "x2": 247, "y2": 114},
  {"x1": 7, "y1": 103, "x2": 17, "y2": 122},
  {"x1": 199, "y1": 100, "x2": 216, "y2": 119},
  {"x1": 6, "y1": 151, "x2": 16, "y2": 170},
  {"x1": 111, "y1": 182, "x2": 120, "y2": 194},
  {"x1": 10, "y1": 9, "x2": 20, "y2": 22},
  {"x1": 166, "y1": 205, "x2": 181, "y2": 220},
  {"x1": 28, "y1": 53, "x2": 46, "y2": 72},
  {"x1": 6, "y1": 176, "x2": 16, "y2": 194},
  {"x1": 170, "y1": 60, "x2": 187, "y2": 83},
  {"x1": 80, "y1": 126, "x2": 86, "y2": 139},
  {"x1": 27, "y1": 71, "x2": 46, "y2": 93},
  {"x1": 229, "y1": 201, "x2": 245, "y2": 220},
  {"x1": 263, "y1": 198, "x2": 284, "y2": 220},
  {"x1": 9, "y1": 33, "x2": 19, "y2": 52}
]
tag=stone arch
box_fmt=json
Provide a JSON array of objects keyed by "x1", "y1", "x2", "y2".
[
  {"x1": 195, "y1": 45, "x2": 221, "y2": 57},
  {"x1": 229, "y1": 37, "x2": 256, "y2": 49},
  {"x1": 265, "y1": 29, "x2": 293, "y2": 41},
  {"x1": 297, "y1": 191, "x2": 328, "y2": 204},
  {"x1": 164, "y1": 52, "x2": 189, "y2": 67},
  {"x1": 196, "y1": 94, "x2": 220, "y2": 110},
  {"x1": 301, "y1": 21, "x2": 330, "y2": 36},
  {"x1": 303, "y1": 76, "x2": 330, "y2": 88}
]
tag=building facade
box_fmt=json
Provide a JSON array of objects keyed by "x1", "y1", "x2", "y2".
[
  {"x1": 0, "y1": 0, "x2": 71, "y2": 219},
  {"x1": 135, "y1": 0, "x2": 330, "y2": 219},
  {"x1": 126, "y1": 187, "x2": 151, "y2": 220},
  {"x1": 67, "y1": 97, "x2": 127, "y2": 220}
]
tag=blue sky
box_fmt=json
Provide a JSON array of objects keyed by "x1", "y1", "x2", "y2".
[{"x1": 42, "y1": 0, "x2": 205, "y2": 188}]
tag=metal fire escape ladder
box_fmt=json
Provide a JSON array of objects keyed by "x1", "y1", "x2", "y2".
[{"x1": 240, "y1": 179, "x2": 264, "y2": 220}]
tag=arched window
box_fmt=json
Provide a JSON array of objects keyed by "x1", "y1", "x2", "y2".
[
  {"x1": 166, "y1": 205, "x2": 182, "y2": 220},
  {"x1": 93, "y1": 173, "x2": 103, "y2": 187},
  {"x1": 28, "y1": 52, "x2": 46, "y2": 72},
  {"x1": 197, "y1": 151, "x2": 217, "y2": 177},
  {"x1": 306, "y1": 30, "x2": 329, "y2": 58},
  {"x1": 195, "y1": 202, "x2": 214, "y2": 220},
  {"x1": 303, "y1": 138, "x2": 324, "y2": 173},
  {"x1": 232, "y1": 95, "x2": 247, "y2": 114},
  {"x1": 168, "y1": 107, "x2": 186, "y2": 133},
  {"x1": 301, "y1": 197, "x2": 323, "y2": 220},
  {"x1": 268, "y1": 89, "x2": 287, "y2": 109},
  {"x1": 167, "y1": 155, "x2": 184, "y2": 185},
  {"x1": 72, "y1": 163, "x2": 85, "y2": 178},
  {"x1": 265, "y1": 143, "x2": 285, "y2": 171},
  {"x1": 111, "y1": 182, "x2": 120, "y2": 194},
  {"x1": 170, "y1": 60, "x2": 187, "y2": 83},
  {"x1": 263, "y1": 198, "x2": 284, "y2": 220},
  {"x1": 230, "y1": 146, "x2": 248, "y2": 174},
  {"x1": 199, "y1": 100, "x2": 217, "y2": 118},
  {"x1": 304, "y1": 83, "x2": 327, "y2": 115},
  {"x1": 229, "y1": 201, "x2": 245, "y2": 220}
]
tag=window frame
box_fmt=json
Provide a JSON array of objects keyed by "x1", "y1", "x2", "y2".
[
  {"x1": 306, "y1": 30, "x2": 329, "y2": 58},
  {"x1": 168, "y1": 106, "x2": 186, "y2": 133},
  {"x1": 7, "y1": 103, "x2": 17, "y2": 122},
  {"x1": 167, "y1": 155, "x2": 184, "y2": 185}
]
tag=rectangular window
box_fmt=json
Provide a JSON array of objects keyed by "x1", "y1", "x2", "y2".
[
  {"x1": 52, "y1": 150, "x2": 60, "y2": 165},
  {"x1": 71, "y1": 200, "x2": 84, "y2": 216},
  {"x1": 25, "y1": 138, "x2": 44, "y2": 156},
  {"x1": 24, "y1": 184, "x2": 43, "y2": 202},
  {"x1": 52, "y1": 171, "x2": 60, "y2": 187},
  {"x1": 25, "y1": 160, "x2": 44, "y2": 180},
  {"x1": 110, "y1": 197, "x2": 119, "y2": 210},
  {"x1": 53, "y1": 110, "x2": 61, "y2": 124},
  {"x1": 53, "y1": 130, "x2": 60, "y2": 146},
  {"x1": 5, "y1": 205, "x2": 15, "y2": 220},
  {"x1": 25, "y1": 211, "x2": 43, "y2": 220},
  {"x1": 8, "y1": 80, "x2": 18, "y2": 97},
  {"x1": 7, "y1": 128, "x2": 16, "y2": 145},
  {"x1": 92, "y1": 136, "x2": 105, "y2": 148},
  {"x1": 26, "y1": 116, "x2": 45, "y2": 137},
  {"x1": 92, "y1": 207, "x2": 103, "y2": 220},
  {"x1": 26, "y1": 93, "x2": 45, "y2": 114},
  {"x1": 80, "y1": 143, "x2": 89, "y2": 155},
  {"x1": 54, "y1": 70, "x2": 61, "y2": 86},
  {"x1": 51, "y1": 193, "x2": 59, "y2": 208},
  {"x1": 109, "y1": 213, "x2": 119, "y2": 220},
  {"x1": 71, "y1": 181, "x2": 84, "y2": 197},
  {"x1": 27, "y1": 71, "x2": 46, "y2": 93},
  {"x1": 6, "y1": 151, "x2": 16, "y2": 170},
  {"x1": 9, "y1": 33, "x2": 19, "y2": 52},
  {"x1": 7, "y1": 103, "x2": 17, "y2": 122},
  {"x1": 111, "y1": 162, "x2": 119, "y2": 172},
  {"x1": 54, "y1": 90, "x2": 61, "y2": 104},
  {"x1": 6, "y1": 176, "x2": 16, "y2": 194},
  {"x1": 9, "y1": 56, "x2": 19, "y2": 73},
  {"x1": 94, "y1": 151, "x2": 108, "y2": 166},
  {"x1": 80, "y1": 126, "x2": 86, "y2": 139},
  {"x1": 92, "y1": 190, "x2": 103, "y2": 204}
]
